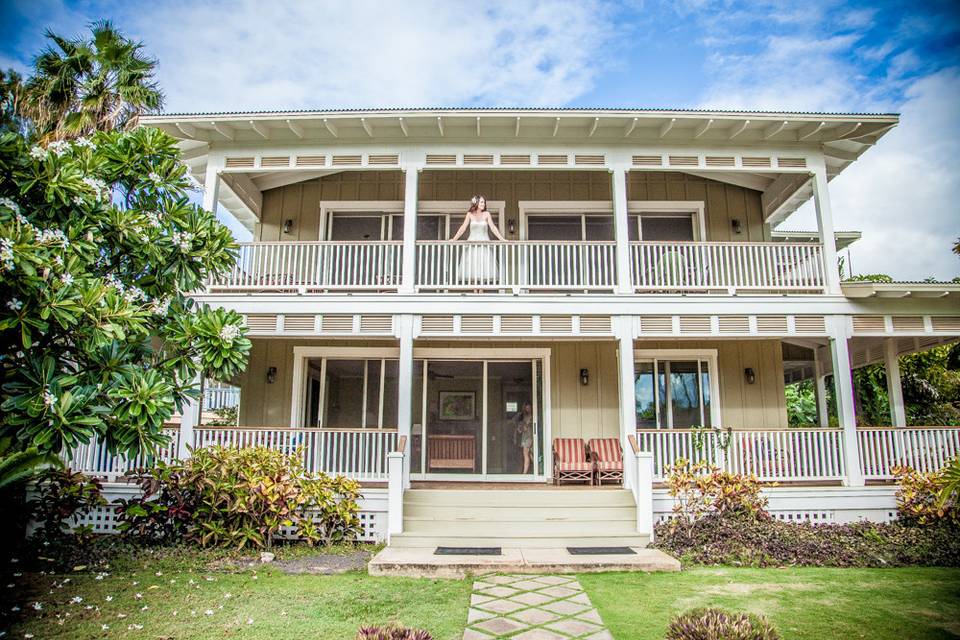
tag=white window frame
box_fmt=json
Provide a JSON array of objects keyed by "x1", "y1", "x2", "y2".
[
  {"x1": 633, "y1": 348, "x2": 721, "y2": 429},
  {"x1": 319, "y1": 200, "x2": 506, "y2": 241},
  {"x1": 291, "y1": 346, "x2": 400, "y2": 429},
  {"x1": 517, "y1": 200, "x2": 705, "y2": 241}
]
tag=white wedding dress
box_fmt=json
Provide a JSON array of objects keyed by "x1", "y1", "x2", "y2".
[{"x1": 458, "y1": 219, "x2": 497, "y2": 284}]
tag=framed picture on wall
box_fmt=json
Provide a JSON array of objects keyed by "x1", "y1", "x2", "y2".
[{"x1": 438, "y1": 391, "x2": 475, "y2": 420}]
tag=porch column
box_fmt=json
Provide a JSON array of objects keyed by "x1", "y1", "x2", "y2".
[
  {"x1": 202, "y1": 162, "x2": 221, "y2": 214},
  {"x1": 177, "y1": 374, "x2": 202, "y2": 460},
  {"x1": 396, "y1": 314, "x2": 415, "y2": 488},
  {"x1": 827, "y1": 316, "x2": 864, "y2": 486},
  {"x1": 811, "y1": 164, "x2": 842, "y2": 295},
  {"x1": 814, "y1": 348, "x2": 830, "y2": 428},
  {"x1": 614, "y1": 316, "x2": 638, "y2": 488},
  {"x1": 399, "y1": 166, "x2": 420, "y2": 294},
  {"x1": 883, "y1": 338, "x2": 907, "y2": 427},
  {"x1": 611, "y1": 167, "x2": 634, "y2": 294}
]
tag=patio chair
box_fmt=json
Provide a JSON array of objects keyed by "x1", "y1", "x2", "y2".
[
  {"x1": 588, "y1": 438, "x2": 624, "y2": 485},
  {"x1": 552, "y1": 438, "x2": 593, "y2": 485}
]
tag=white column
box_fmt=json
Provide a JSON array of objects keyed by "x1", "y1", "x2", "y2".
[
  {"x1": 827, "y1": 316, "x2": 864, "y2": 486},
  {"x1": 611, "y1": 167, "x2": 633, "y2": 294},
  {"x1": 202, "y1": 162, "x2": 221, "y2": 214},
  {"x1": 387, "y1": 450, "x2": 404, "y2": 539},
  {"x1": 396, "y1": 314, "x2": 415, "y2": 488},
  {"x1": 814, "y1": 348, "x2": 830, "y2": 428},
  {"x1": 614, "y1": 316, "x2": 638, "y2": 488},
  {"x1": 636, "y1": 452, "x2": 655, "y2": 541},
  {"x1": 178, "y1": 375, "x2": 201, "y2": 460},
  {"x1": 811, "y1": 165, "x2": 842, "y2": 295},
  {"x1": 399, "y1": 167, "x2": 420, "y2": 294},
  {"x1": 883, "y1": 338, "x2": 906, "y2": 427}
]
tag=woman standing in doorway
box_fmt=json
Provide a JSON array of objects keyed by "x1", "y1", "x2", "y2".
[
  {"x1": 514, "y1": 402, "x2": 534, "y2": 474},
  {"x1": 451, "y1": 195, "x2": 505, "y2": 287}
]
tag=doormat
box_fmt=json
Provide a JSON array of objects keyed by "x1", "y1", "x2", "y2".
[
  {"x1": 566, "y1": 546, "x2": 636, "y2": 555},
  {"x1": 435, "y1": 547, "x2": 502, "y2": 556}
]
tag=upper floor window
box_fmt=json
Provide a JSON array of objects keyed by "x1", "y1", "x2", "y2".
[
  {"x1": 628, "y1": 212, "x2": 697, "y2": 241},
  {"x1": 526, "y1": 213, "x2": 615, "y2": 241}
]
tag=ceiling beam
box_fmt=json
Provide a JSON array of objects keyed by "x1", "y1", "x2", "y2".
[
  {"x1": 252, "y1": 170, "x2": 335, "y2": 191},
  {"x1": 831, "y1": 122, "x2": 862, "y2": 139},
  {"x1": 823, "y1": 146, "x2": 861, "y2": 162},
  {"x1": 360, "y1": 118, "x2": 374, "y2": 137},
  {"x1": 437, "y1": 116, "x2": 444, "y2": 137},
  {"x1": 219, "y1": 171, "x2": 262, "y2": 219},
  {"x1": 728, "y1": 120, "x2": 750, "y2": 139},
  {"x1": 694, "y1": 119, "x2": 713, "y2": 139},
  {"x1": 797, "y1": 121, "x2": 826, "y2": 141},
  {"x1": 398, "y1": 117, "x2": 409, "y2": 137},
  {"x1": 552, "y1": 117, "x2": 560, "y2": 137},
  {"x1": 174, "y1": 122, "x2": 198, "y2": 138},
  {"x1": 659, "y1": 118, "x2": 676, "y2": 138},
  {"x1": 587, "y1": 117, "x2": 600, "y2": 137},
  {"x1": 476, "y1": 117, "x2": 481, "y2": 137},
  {"x1": 623, "y1": 117, "x2": 638, "y2": 138},
  {"x1": 763, "y1": 120, "x2": 789, "y2": 139},
  {"x1": 322, "y1": 118, "x2": 339, "y2": 138},
  {"x1": 249, "y1": 121, "x2": 269, "y2": 139},
  {"x1": 285, "y1": 119, "x2": 304, "y2": 138},
  {"x1": 179, "y1": 145, "x2": 209, "y2": 162},
  {"x1": 686, "y1": 170, "x2": 773, "y2": 191},
  {"x1": 209, "y1": 122, "x2": 234, "y2": 140}
]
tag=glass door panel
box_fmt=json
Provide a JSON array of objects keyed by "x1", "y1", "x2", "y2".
[
  {"x1": 486, "y1": 361, "x2": 535, "y2": 476},
  {"x1": 424, "y1": 361, "x2": 482, "y2": 474}
]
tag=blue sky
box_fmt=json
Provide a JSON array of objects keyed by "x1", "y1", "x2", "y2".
[{"x1": 2, "y1": 0, "x2": 959, "y2": 278}]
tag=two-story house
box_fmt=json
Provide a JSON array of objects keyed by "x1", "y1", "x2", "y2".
[{"x1": 71, "y1": 108, "x2": 960, "y2": 554}]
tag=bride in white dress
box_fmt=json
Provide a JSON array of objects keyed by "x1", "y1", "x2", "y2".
[{"x1": 451, "y1": 195, "x2": 505, "y2": 286}]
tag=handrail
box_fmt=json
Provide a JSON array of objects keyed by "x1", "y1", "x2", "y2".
[
  {"x1": 629, "y1": 240, "x2": 821, "y2": 248},
  {"x1": 627, "y1": 434, "x2": 640, "y2": 455},
  {"x1": 393, "y1": 435, "x2": 408, "y2": 454},
  {"x1": 415, "y1": 239, "x2": 616, "y2": 246},
  {"x1": 234, "y1": 240, "x2": 403, "y2": 246},
  {"x1": 635, "y1": 427, "x2": 841, "y2": 433},
  {"x1": 193, "y1": 426, "x2": 400, "y2": 433}
]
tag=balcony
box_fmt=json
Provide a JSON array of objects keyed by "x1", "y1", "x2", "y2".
[{"x1": 205, "y1": 240, "x2": 826, "y2": 294}]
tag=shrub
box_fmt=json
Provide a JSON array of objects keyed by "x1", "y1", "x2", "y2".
[
  {"x1": 893, "y1": 463, "x2": 958, "y2": 526},
  {"x1": 117, "y1": 445, "x2": 362, "y2": 549},
  {"x1": 665, "y1": 608, "x2": 780, "y2": 640},
  {"x1": 664, "y1": 459, "x2": 770, "y2": 523},
  {"x1": 356, "y1": 625, "x2": 432, "y2": 640},
  {"x1": 29, "y1": 468, "x2": 106, "y2": 540}
]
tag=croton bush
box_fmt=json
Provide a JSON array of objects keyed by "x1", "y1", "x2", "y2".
[
  {"x1": 655, "y1": 459, "x2": 960, "y2": 567},
  {"x1": 356, "y1": 625, "x2": 432, "y2": 640},
  {"x1": 118, "y1": 445, "x2": 362, "y2": 549}
]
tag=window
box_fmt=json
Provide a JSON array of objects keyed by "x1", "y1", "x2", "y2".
[
  {"x1": 635, "y1": 356, "x2": 715, "y2": 428},
  {"x1": 526, "y1": 213, "x2": 614, "y2": 241},
  {"x1": 327, "y1": 212, "x2": 392, "y2": 241},
  {"x1": 306, "y1": 358, "x2": 398, "y2": 428},
  {"x1": 628, "y1": 213, "x2": 696, "y2": 241}
]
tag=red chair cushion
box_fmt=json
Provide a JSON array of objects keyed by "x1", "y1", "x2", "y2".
[{"x1": 588, "y1": 438, "x2": 623, "y2": 463}]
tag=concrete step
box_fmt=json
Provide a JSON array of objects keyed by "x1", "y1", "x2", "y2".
[
  {"x1": 402, "y1": 518, "x2": 638, "y2": 536},
  {"x1": 403, "y1": 488, "x2": 635, "y2": 508},
  {"x1": 388, "y1": 533, "x2": 651, "y2": 549},
  {"x1": 403, "y1": 504, "x2": 634, "y2": 520}
]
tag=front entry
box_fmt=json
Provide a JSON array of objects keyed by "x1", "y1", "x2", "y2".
[{"x1": 411, "y1": 357, "x2": 546, "y2": 481}]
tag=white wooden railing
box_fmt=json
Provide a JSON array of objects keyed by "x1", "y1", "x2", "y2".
[
  {"x1": 858, "y1": 427, "x2": 960, "y2": 479},
  {"x1": 64, "y1": 429, "x2": 181, "y2": 481},
  {"x1": 192, "y1": 427, "x2": 399, "y2": 481},
  {"x1": 208, "y1": 241, "x2": 403, "y2": 292},
  {"x1": 416, "y1": 240, "x2": 618, "y2": 290},
  {"x1": 637, "y1": 428, "x2": 846, "y2": 482},
  {"x1": 630, "y1": 242, "x2": 825, "y2": 292},
  {"x1": 203, "y1": 385, "x2": 240, "y2": 411}
]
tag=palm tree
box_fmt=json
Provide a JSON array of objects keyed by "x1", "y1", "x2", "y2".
[{"x1": 24, "y1": 20, "x2": 163, "y2": 142}]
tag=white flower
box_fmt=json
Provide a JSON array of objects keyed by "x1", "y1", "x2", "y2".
[
  {"x1": 105, "y1": 595, "x2": 113, "y2": 602},
  {"x1": 219, "y1": 324, "x2": 241, "y2": 342},
  {"x1": 148, "y1": 172, "x2": 163, "y2": 184},
  {"x1": 49, "y1": 140, "x2": 71, "y2": 156},
  {"x1": 204, "y1": 609, "x2": 213, "y2": 616},
  {"x1": 72, "y1": 195, "x2": 86, "y2": 206},
  {"x1": 128, "y1": 623, "x2": 143, "y2": 630},
  {"x1": 54, "y1": 255, "x2": 65, "y2": 269},
  {"x1": 29, "y1": 146, "x2": 47, "y2": 160},
  {"x1": 36, "y1": 228, "x2": 69, "y2": 247},
  {"x1": 81, "y1": 177, "x2": 110, "y2": 200},
  {"x1": 6, "y1": 298, "x2": 22, "y2": 311},
  {"x1": 43, "y1": 389, "x2": 57, "y2": 408},
  {"x1": 0, "y1": 238, "x2": 13, "y2": 271},
  {"x1": 247, "y1": 618, "x2": 253, "y2": 625},
  {"x1": 101, "y1": 624, "x2": 109, "y2": 630},
  {"x1": 70, "y1": 596, "x2": 82, "y2": 604},
  {"x1": 0, "y1": 197, "x2": 19, "y2": 214},
  {"x1": 171, "y1": 231, "x2": 193, "y2": 251},
  {"x1": 150, "y1": 297, "x2": 171, "y2": 316},
  {"x1": 32, "y1": 602, "x2": 42, "y2": 610},
  {"x1": 75, "y1": 137, "x2": 95, "y2": 149},
  {"x1": 134, "y1": 592, "x2": 143, "y2": 599}
]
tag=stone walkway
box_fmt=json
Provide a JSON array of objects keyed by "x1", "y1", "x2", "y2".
[{"x1": 463, "y1": 574, "x2": 613, "y2": 639}]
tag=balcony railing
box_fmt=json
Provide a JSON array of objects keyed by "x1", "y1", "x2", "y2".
[
  {"x1": 858, "y1": 427, "x2": 960, "y2": 479},
  {"x1": 416, "y1": 240, "x2": 618, "y2": 291},
  {"x1": 204, "y1": 240, "x2": 825, "y2": 294},
  {"x1": 630, "y1": 241, "x2": 825, "y2": 292},
  {"x1": 63, "y1": 428, "x2": 182, "y2": 482},
  {"x1": 208, "y1": 241, "x2": 403, "y2": 292}
]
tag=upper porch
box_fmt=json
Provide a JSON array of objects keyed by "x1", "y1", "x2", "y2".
[{"x1": 141, "y1": 108, "x2": 900, "y2": 299}]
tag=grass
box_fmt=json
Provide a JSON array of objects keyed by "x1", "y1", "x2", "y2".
[
  {"x1": 580, "y1": 566, "x2": 960, "y2": 640},
  {"x1": 5, "y1": 545, "x2": 960, "y2": 639},
  {"x1": 3, "y1": 544, "x2": 471, "y2": 640}
]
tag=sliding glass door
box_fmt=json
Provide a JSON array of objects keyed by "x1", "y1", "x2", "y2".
[
  {"x1": 635, "y1": 356, "x2": 716, "y2": 429},
  {"x1": 413, "y1": 358, "x2": 545, "y2": 480}
]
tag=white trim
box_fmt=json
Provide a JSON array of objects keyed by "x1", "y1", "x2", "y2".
[{"x1": 633, "y1": 348, "x2": 722, "y2": 428}]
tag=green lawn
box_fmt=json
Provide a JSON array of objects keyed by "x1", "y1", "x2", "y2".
[
  {"x1": 6, "y1": 549, "x2": 960, "y2": 639},
  {"x1": 580, "y1": 567, "x2": 960, "y2": 640}
]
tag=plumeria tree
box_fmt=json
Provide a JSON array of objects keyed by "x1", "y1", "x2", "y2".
[{"x1": 0, "y1": 126, "x2": 250, "y2": 457}]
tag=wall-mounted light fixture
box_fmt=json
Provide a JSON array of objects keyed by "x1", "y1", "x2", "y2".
[
  {"x1": 508, "y1": 219, "x2": 516, "y2": 235},
  {"x1": 282, "y1": 219, "x2": 294, "y2": 234},
  {"x1": 580, "y1": 368, "x2": 590, "y2": 386},
  {"x1": 744, "y1": 367, "x2": 756, "y2": 385},
  {"x1": 266, "y1": 366, "x2": 277, "y2": 384},
  {"x1": 731, "y1": 218, "x2": 743, "y2": 234}
]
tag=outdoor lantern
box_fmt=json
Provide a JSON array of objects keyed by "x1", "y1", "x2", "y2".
[
  {"x1": 744, "y1": 367, "x2": 756, "y2": 384},
  {"x1": 266, "y1": 366, "x2": 277, "y2": 384},
  {"x1": 732, "y1": 218, "x2": 743, "y2": 234},
  {"x1": 283, "y1": 218, "x2": 294, "y2": 234},
  {"x1": 580, "y1": 368, "x2": 589, "y2": 386},
  {"x1": 508, "y1": 219, "x2": 516, "y2": 234}
]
